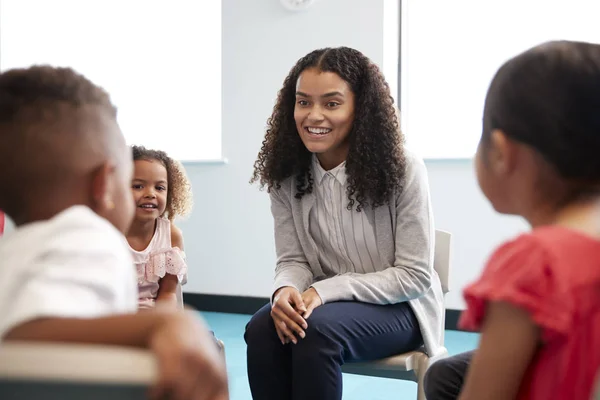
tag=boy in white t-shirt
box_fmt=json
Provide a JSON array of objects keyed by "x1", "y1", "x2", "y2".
[{"x1": 0, "y1": 65, "x2": 227, "y2": 400}]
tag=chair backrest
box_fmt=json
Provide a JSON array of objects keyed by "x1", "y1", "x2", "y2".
[{"x1": 434, "y1": 230, "x2": 452, "y2": 294}]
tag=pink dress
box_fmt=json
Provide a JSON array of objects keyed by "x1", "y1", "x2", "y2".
[
  {"x1": 130, "y1": 217, "x2": 187, "y2": 309},
  {"x1": 460, "y1": 227, "x2": 600, "y2": 400}
]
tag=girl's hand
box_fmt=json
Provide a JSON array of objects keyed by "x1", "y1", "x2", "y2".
[
  {"x1": 149, "y1": 312, "x2": 228, "y2": 400},
  {"x1": 270, "y1": 287, "x2": 307, "y2": 345},
  {"x1": 300, "y1": 287, "x2": 322, "y2": 319}
]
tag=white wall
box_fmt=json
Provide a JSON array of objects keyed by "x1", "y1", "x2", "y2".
[
  {"x1": 173, "y1": 0, "x2": 529, "y2": 310},
  {"x1": 1, "y1": 0, "x2": 528, "y2": 310},
  {"x1": 177, "y1": 0, "x2": 385, "y2": 296},
  {"x1": 426, "y1": 161, "x2": 527, "y2": 308}
]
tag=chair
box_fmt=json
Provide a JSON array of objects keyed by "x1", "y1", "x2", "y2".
[
  {"x1": 0, "y1": 339, "x2": 226, "y2": 400},
  {"x1": 0, "y1": 287, "x2": 226, "y2": 399},
  {"x1": 341, "y1": 229, "x2": 452, "y2": 400},
  {"x1": 0, "y1": 342, "x2": 156, "y2": 399}
]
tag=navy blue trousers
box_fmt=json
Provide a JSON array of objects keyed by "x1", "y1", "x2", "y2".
[{"x1": 244, "y1": 301, "x2": 423, "y2": 400}]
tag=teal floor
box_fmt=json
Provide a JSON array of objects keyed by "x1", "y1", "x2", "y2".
[{"x1": 201, "y1": 312, "x2": 479, "y2": 400}]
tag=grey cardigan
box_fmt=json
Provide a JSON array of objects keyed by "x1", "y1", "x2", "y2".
[{"x1": 270, "y1": 149, "x2": 445, "y2": 356}]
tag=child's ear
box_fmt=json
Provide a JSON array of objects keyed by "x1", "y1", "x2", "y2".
[
  {"x1": 489, "y1": 129, "x2": 517, "y2": 176},
  {"x1": 91, "y1": 162, "x2": 116, "y2": 213}
]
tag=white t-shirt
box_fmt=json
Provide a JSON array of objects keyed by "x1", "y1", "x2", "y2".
[{"x1": 0, "y1": 206, "x2": 138, "y2": 340}]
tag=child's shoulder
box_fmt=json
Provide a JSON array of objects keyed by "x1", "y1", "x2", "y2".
[
  {"x1": 496, "y1": 225, "x2": 600, "y2": 254},
  {"x1": 1, "y1": 206, "x2": 121, "y2": 251},
  {"x1": 50, "y1": 206, "x2": 128, "y2": 252},
  {"x1": 167, "y1": 220, "x2": 184, "y2": 249},
  {"x1": 486, "y1": 226, "x2": 600, "y2": 285},
  {"x1": 0, "y1": 205, "x2": 131, "y2": 277}
]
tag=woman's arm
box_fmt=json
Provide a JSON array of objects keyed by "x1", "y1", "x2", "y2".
[
  {"x1": 459, "y1": 301, "x2": 539, "y2": 400},
  {"x1": 270, "y1": 188, "x2": 314, "y2": 296},
  {"x1": 311, "y1": 152, "x2": 434, "y2": 304},
  {"x1": 156, "y1": 224, "x2": 185, "y2": 307}
]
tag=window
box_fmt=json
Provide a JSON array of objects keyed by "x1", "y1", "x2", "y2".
[
  {"x1": 0, "y1": 0, "x2": 222, "y2": 162},
  {"x1": 399, "y1": 0, "x2": 600, "y2": 159}
]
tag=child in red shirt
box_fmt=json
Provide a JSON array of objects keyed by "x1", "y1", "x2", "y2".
[{"x1": 457, "y1": 40, "x2": 600, "y2": 399}]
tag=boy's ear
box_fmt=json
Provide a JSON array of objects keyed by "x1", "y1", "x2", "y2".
[{"x1": 91, "y1": 162, "x2": 116, "y2": 212}]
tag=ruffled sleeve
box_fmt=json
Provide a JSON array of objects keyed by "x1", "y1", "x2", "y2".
[
  {"x1": 459, "y1": 234, "x2": 573, "y2": 342},
  {"x1": 136, "y1": 246, "x2": 188, "y2": 285}
]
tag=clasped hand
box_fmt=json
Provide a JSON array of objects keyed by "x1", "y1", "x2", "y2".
[{"x1": 270, "y1": 286, "x2": 322, "y2": 345}]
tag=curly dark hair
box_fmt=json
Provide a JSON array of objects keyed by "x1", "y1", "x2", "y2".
[
  {"x1": 132, "y1": 145, "x2": 193, "y2": 220},
  {"x1": 251, "y1": 47, "x2": 406, "y2": 211},
  {"x1": 482, "y1": 40, "x2": 600, "y2": 201}
]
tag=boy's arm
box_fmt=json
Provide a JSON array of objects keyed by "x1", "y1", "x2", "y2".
[{"x1": 4, "y1": 312, "x2": 171, "y2": 347}]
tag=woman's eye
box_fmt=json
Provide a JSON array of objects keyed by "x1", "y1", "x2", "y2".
[
  {"x1": 297, "y1": 100, "x2": 309, "y2": 106},
  {"x1": 327, "y1": 101, "x2": 340, "y2": 108}
]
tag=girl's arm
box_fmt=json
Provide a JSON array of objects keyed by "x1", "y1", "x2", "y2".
[
  {"x1": 458, "y1": 301, "x2": 539, "y2": 400},
  {"x1": 156, "y1": 224, "x2": 185, "y2": 308}
]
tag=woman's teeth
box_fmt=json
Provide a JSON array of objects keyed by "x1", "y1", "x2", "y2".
[{"x1": 307, "y1": 127, "x2": 332, "y2": 135}]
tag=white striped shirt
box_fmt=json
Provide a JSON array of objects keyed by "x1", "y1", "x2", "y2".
[{"x1": 309, "y1": 155, "x2": 383, "y2": 276}]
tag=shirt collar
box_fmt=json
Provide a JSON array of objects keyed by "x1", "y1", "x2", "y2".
[{"x1": 312, "y1": 155, "x2": 347, "y2": 186}]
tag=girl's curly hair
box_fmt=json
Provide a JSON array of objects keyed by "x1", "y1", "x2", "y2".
[
  {"x1": 251, "y1": 47, "x2": 406, "y2": 211},
  {"x1": 131, "y1": 145, "x2": 193, "y2": 220}
]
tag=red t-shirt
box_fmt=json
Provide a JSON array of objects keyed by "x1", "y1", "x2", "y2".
[{"x1": 460, "y1": 227, "x2": 600, "y2": 400}]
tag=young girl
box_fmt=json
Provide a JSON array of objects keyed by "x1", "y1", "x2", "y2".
[
  {"x1": 433, "y1": 41, "x2": 600, "y2": 400},
  {"x1": 246, "y1": 47, "x2": 443, "y2": 400},
  {"x1": 127, "y1": 146, "x2": 193, "y2": 310},
  {"x1": 0, "y1": 65, "x2": 227, "y2": 400}
]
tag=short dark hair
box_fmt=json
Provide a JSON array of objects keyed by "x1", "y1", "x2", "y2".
[
  {"x1": 0, "y1": 65, "x2": 116, "y2": 124},
  {"x1": 0, "y1": 65, "x2": 118, "y2": 213},
  {"x1": 482, "y1": 40, "x2": 600, "y2": 184}
]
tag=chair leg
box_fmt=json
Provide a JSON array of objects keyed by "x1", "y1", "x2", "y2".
[
  {"x1": 416, "y1": 356, "x2": 430, "y2": 400},
  {"x1": 416, "y1": 367, "x2": 427, "y2": 400}
]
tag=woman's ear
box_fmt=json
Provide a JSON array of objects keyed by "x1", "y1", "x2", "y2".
[{"x1": 91, "y1": 162, "x2": 116, "y2": 213}]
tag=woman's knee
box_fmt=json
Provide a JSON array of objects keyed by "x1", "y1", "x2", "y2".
[
  {"x1": 295, "y1": 311, "x2": 342, "y2": 355},
  {"x1": 244, "y1": 304, "x2": 273, "y2": 345}
]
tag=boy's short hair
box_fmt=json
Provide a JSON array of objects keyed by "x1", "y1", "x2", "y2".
[{"x1": 0, "y1": 65, "x2": 119, "y2": 214}]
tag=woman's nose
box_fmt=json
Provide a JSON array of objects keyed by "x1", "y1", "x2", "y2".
[{"x1": 307, "y1": 108, "x2": 325, "y2": 122}]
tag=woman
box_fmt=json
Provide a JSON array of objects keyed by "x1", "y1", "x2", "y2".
[{"x1": 246, "y1": 47, "x2": 445, "y2": 400}]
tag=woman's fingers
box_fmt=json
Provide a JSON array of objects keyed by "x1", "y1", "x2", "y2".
[
  {"x1": 272, "y1": 315, "x2": 298, "y2": 344},
  {"x1": 286, "y1": 308, "x2": 308, "y2": 330},
  {"x1": 302, "y1": 301, "x2": 317, "y2": 320},
  {"x1": 272, "y1": 298, "x2": 307, "y2": 331},
  {"x1": 274, "y1": 322, "x2": 286, "y2": 345},
  {"x1": 290, "y1": 290, "x2": 307, "y2": 314}
]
